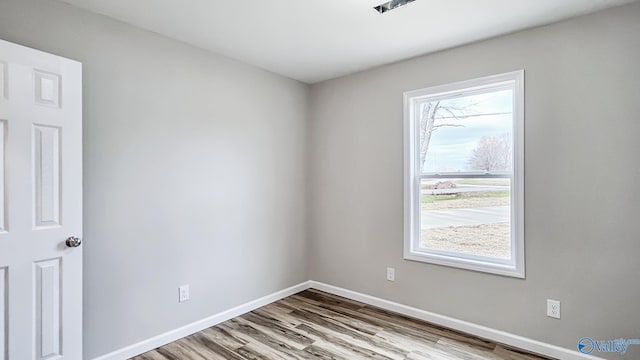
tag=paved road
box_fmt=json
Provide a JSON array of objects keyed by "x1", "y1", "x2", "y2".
[
  {"x1": 421, "y1": 206, "x2": 510, "y2": 229},
  {"x1": 421, "y1": 184, "x2": 509, "y2": 195}
]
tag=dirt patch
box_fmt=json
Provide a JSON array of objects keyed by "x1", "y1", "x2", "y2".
[{"x1": 421, "y1": 222, "x2": 511, "y2": 259}]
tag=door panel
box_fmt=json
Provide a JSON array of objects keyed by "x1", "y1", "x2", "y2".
[
  {"x1": 34, "y1": 71, "x2": 60, "y2": 108},
  {"x1": 0, "y1": 61, "x2": 6, "y2": 100},
  {"x1": 0, "y1": 267, "x2": 5, "y2": 360},
  {"x1": 0, "y1": 39, "x2": 82, "y2": 360},
  {"x1": 35, "y1": 258, "x2": 61, "y2": 360},
  {"x1": 33, "y1": 125, "x2": 61, "y2": 229},
  {"x1": 0, "y1": 120, "x2": 5, "y2": 232}
]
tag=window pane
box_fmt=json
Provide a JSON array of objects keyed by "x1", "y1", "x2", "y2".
[
  {"x1": 419, "y1": 89, "x2": 513, "y2": 173},
  {"x1": 420, "y1": 178, "x2": 511, "y2": 259}
]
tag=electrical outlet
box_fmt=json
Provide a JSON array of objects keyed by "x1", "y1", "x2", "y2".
[
  {"x1": 179, "y1": 285, "x2": 190, "y2": 303},
  {"x1": 547, "y1": 299, "x2": 560, "y2": 319},
  {"x1": 386, "y1": 267, "x2": 395, "y2": 281}
]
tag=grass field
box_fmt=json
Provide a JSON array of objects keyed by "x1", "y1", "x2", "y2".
[{"x1": 422, "y1": 190, "x2": 510, "y2": 210}]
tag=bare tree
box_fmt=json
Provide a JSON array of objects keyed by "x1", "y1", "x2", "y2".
[
  {"x1": 466, "y1": 133, "x2": 512, "y2": 171},
  {"x1": 419, "y1": 101, "x2": 471, "y2": 171}
]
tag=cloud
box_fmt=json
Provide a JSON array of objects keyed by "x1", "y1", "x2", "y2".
[{"x1": 423, "y1": 90, "x2": 513, "y2": 172}]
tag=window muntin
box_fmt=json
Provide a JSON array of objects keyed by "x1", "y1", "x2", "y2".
[{"x1": 404, "y1": 71, "x2": 524, "y2": 278}]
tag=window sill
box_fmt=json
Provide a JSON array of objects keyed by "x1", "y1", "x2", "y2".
[{"x1": 404, "y1": 249, "x2": 525, "y2": 278}]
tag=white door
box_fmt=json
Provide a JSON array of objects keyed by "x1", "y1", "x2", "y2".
[{"x1": 0, "y1": 39, "x2": 82, "y2": 360}]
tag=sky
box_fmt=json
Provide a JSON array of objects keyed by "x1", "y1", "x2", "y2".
[{"x1": 422, "y1": 89, "x2": 513, "y2": 172}]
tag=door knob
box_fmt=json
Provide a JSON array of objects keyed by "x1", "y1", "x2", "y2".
[{"x1": 65, "y1": 237, "x2": 82, "y2": 248}]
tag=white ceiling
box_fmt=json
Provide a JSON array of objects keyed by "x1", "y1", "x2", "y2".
[{"x1": 58, "y1": 0, "x2": 636, "y2": 83}]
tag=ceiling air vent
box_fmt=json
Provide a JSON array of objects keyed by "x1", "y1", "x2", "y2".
[{"x1": 373, "y1": 0, "x2": 416, "y2": 14}]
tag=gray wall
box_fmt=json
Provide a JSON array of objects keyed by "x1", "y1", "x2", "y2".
[
  {"x1": 2, "y1": 0, "x2": 639, "y2": 358},
  {"x1": 308, "y1": 2, "x2": 640, "y2": 358},
  {"x1": 0, "y1": 0, "x2": 309, "y2": 358}
]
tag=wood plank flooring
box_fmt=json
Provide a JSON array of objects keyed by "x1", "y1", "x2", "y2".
[{"x1": 131, "y1": 289, "x2": 552, "y2": 360}]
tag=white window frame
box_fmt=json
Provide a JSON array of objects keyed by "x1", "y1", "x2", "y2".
[{"x1": 403, "y1": 70, "x2": 525, "y2": 278}]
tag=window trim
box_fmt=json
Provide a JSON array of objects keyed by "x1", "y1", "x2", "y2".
[{"x1": 403, "y1": 70, "x2": 525, "y2": 278}]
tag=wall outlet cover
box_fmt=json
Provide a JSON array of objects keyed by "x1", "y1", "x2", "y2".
[
  {"x1": 179, "y1": 285, "x2": 190, "y2": 303},
  {"x1": 386, "y1": 267, "x2": 395, "y2": 281},
  {"x1": 547, "y1": 299, "x2": 560, "y2": 319}
]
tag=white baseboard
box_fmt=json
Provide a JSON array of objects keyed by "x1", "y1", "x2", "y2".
[
  {"x1": 92, "y1": 280, "x2": 601, "y2": 360},
  {"x1": 309, "y1": 281, "x2": 603, "y2": 360},
  {"x1": 92, "y1": 281, "x2": 313, "y2": 360}
]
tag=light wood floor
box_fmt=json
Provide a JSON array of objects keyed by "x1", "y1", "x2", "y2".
[{"x1": 131, "y1": 289, "x2": 551, "y2": 360}]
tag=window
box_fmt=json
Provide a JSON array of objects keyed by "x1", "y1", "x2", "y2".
[{"x1": 403, "y1": 71, "x2": 524, "y2": 278}]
